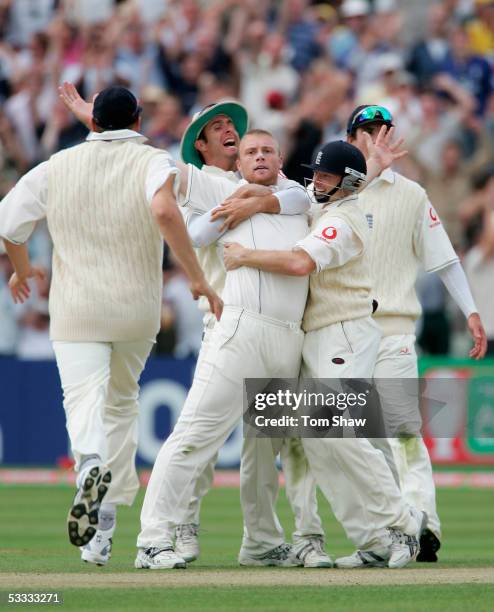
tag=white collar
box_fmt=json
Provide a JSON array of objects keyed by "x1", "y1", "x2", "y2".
[
  {"x1": 369, "y1": 167, "x2": 395, "y2": 188},
  {"x1": 86, "y1": 129, "x2": 147, "y2": 143},
  {"x1": 201, "y1": 165, "x2": 241, "y2": 182},
  {"x1": 323, "y1": 193, "x2": 358, "y2": 210}
]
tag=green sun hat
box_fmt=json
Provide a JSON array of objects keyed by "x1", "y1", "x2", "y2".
[{"x1": 180, "y1": 100, "x2": 249, "y2": 168}]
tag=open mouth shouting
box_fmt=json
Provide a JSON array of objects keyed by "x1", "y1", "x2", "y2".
[{"x1": 223, "y1": 138, "x2": 238, "y2": 152}]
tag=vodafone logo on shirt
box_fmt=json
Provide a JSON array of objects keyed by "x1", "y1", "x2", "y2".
[
  {"x1": 321, "y1": 226, "x2": 337, "y2": 240},
  {"x1": 429, "y1": 206, "x2": 441, "y2": 228}
]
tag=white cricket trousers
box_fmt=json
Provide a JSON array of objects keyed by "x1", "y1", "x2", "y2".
[
  {"x1": 137, "y1": 306, "x2": 306, "y2": 549},
  {"x1": 53, "y1": 339, "x2": 154, "y2": 506},
  {"x1": 373, "y1": 334, "x2": 441, "y2": 538},
  {"x1": 182, "y1": 317, "x2": 324, "y2": 554},
  {"x1": 300, "y1": 316, "x2": 420, "y2": 549}
]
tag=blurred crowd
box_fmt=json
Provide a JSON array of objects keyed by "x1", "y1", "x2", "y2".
[{"x1": 1, "y1": 0, "x2": 494, "y2": 359}]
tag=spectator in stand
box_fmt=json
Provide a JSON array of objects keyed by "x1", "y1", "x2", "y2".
[
  {"x1": 458, "y1": 167, "x2": 494, "y2": 247},
  {"x1": 407, "y1": 116, "x2": 494, "y2": 247},
  {"x1": 145, "y1": 93, "x2": 184, "y2": 158},
  {"x1": 114, "y1": 16, "x2": 163, "y2": 95},
  {"x1": 4, "y1": 0, "x2": 55, "y2": 47},
  {"x1": 407, "y1": 73, "x2": 475, "y2": 175},
  {"x1": 4, "y1": 66, "x2": 56, "y2": 166},
  {"x1": 40, "y1": 98, "x2": 88, "y2": 158},
  {"x1": 279, "y1": 0, "x2": 322, "y2": 72},
  {"x1": 407, "y1": 3, "x2": 452, "y2": 88},
  {"x1": 464, "y1": 205, "x2": 494, "y2": 355},
  {"x1": 328, "y1": 0, "x2": 371, "y2": 70},
  {"x1": 440, "y1": 25, "x2": 493, "y2": 115},
  {"x1": 238, "y1": 28, "x2": 299, "y2": 135},
  {"x1": 466, "y1": 0, "x2": 494, "y2": 62}
]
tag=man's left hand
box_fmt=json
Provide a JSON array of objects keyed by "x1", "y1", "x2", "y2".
[{"x1": 467, "y1": 313, "x2": 487, "y2": 360}]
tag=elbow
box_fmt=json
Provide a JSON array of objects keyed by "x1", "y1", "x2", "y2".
[
  {"x1": 187, "y1": 227, "x2": 204, "y2": 248},
  {"x1": 152, "y1": 199, "x2": 178, "y2": 226}
]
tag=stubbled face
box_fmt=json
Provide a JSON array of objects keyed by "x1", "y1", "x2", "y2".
[
  {"x1": 237, "y1": 134, "x2": 282, "y2": 185},
  {"x1": 194, "y1": 114, "x2": 240, "y2": 169},
  {"x1": 313, "y1": 170, "x2": 343, "y2": 198}
]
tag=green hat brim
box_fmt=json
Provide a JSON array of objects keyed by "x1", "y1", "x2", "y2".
[{"x1": 180, "y1": 101, "x2": 249, "y2": 168}]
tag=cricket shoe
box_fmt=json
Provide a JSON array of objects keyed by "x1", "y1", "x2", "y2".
[
  {"x1": 388, "y1": 510, "x2": 427, "y2": 569},
  {"x1": 238, "y1": 543, "x2": 302, "y2": 567},
  {"x1": 175, "y1": 523, "x2": 200, "y2": 563},
  {"x1": 335, "y1": 549, "x2": 389, "y2": 569},
  {"x1": 294, "y1": 537, "x2": 333, "y2": 568},
  {"x1": 134, "y1": 547, "x2": 186, "y2": 569},
  {"x1": 417, "y1": 529, "x2": 441, "y2": 562},
  {"x1": 68, "y1": 464, "x2": 112, "y2": 547},
  {"x1": 81, "y1": 526, "x2": 114, "y2": 566}
]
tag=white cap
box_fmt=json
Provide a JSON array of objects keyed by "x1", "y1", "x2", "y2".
[
  {"x1": 374, "y1": 0, "x2": 397, "y2": 14},
  {"x1": 340, "y1": 0, "x2": 370, "y2": 18},
  {"x1": 376, "y1": 52, "x2": 403, "y2": 74}
]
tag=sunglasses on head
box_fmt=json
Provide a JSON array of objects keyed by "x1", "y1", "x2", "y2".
[{"x1": 352, "y1": 106, "x2": 393, "y2": 127}]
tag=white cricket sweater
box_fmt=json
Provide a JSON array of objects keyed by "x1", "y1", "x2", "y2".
[
  {"x1": 302, "y1": 199, "x2": 373, "y2": 332},
  {"x1": 46, "y1": 140, "x2": 164, "y2": 341},
  {"x1": 358, "y1": 171, "x2": 427, "y2": 336}
]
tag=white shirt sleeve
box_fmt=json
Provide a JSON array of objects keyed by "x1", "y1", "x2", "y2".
[
  {"x1": 437, "y1": 260, "x2": 478, "y2": 318},
  {"x1": 274, "y1": 183, "x2": 311, "y2": 215},
  {"x1": 186, "y1": 208, "x2": 225, "y2": 247},
  {"x1": 413, "y1": 197, "x2": 459, "y2": 272},
  {"x1": 145, "y1": 153, "x2": 180, "y2": 205},
  {"x1": 182, "y1": 165, "x2": 237, "y2": 213},
  {"x1": 294, "y1": 216, "x2": 363, "y2": 273},
  {"x1": 0, "y1": 161, "x2": 49, "y2": 244}
]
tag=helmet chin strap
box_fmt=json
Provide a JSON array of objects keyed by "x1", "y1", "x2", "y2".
[{"x1": 315, "y1": 177, "x2": 343, "y2": 203}]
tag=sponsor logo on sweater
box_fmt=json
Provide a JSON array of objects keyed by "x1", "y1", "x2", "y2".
[
  {"x1": 321, "y1": 226, "x2": 337, "y2": 240},
  {"x1": 429, "y1": 206, "x2": 441, "y2": 228}
]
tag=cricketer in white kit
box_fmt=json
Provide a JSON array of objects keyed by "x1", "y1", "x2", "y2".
[
  {"x1": 0, "y1": 86, "x2": 222, "y2": 567},
  {"x1": 224, "y1": 137, "x2": 426, "y2": 569},
  {"x1": 346, "y1": 104, "x2": 487, "y2": 562}
]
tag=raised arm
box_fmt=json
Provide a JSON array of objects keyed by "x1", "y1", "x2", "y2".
[
  {"x1": 361, "y1": 125, "x2": 408, "y2": 185},
  {"x1": 58, "y1": 82, "x2": 94, "y2": 130}
]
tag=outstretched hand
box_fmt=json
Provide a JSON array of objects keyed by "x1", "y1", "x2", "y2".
[
  {"x1": 58, "y1": 82, "x2": 93, "y2": 130},
  {"x1": 8, "y1": 267, "x2": 47, "y2": 304},
  {"x1": 467, "y1": 313, "x2": 487, "y2": 360},
  {"x1": 364, "y1": 125, "x2": 408, "y2": 173}
]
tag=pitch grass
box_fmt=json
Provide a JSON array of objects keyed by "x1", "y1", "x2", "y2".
[{"x1": 0, "y1": 484, "x2": 493, "y2": 610}]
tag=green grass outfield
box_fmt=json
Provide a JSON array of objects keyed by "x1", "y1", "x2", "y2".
[{"x1": 0, "y1": 484, "x2": 493, "y2": 610}]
